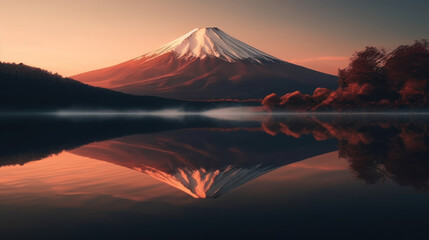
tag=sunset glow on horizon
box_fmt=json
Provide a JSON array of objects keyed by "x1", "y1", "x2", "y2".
[{"x1": 1, "y1": 0, "x2": 428, "y2": 76}]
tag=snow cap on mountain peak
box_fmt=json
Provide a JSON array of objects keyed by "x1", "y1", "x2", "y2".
[{"x1": 137, "y1": 27, "x2": 281, "y2": 63}]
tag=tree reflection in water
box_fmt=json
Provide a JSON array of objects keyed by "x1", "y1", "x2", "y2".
[{"x1": 262, "y1": 115, "x2": 429, "y2": 191}]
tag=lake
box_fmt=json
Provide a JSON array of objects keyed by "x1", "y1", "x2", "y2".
[{"x1": 0, "y1": 111, "x2": 428, "y2": 239}]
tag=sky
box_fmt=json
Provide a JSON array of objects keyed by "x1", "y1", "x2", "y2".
[{"x1": 0, "y1": 0, "x2": 428, "y2": 76}]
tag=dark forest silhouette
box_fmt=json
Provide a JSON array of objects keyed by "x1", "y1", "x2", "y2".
[
  {"x1": 263, "y1": 40, "x2": 429, "y2": 111},
  {"x1": 0, "y1": 62, "x2": 232, "y2": 111}
]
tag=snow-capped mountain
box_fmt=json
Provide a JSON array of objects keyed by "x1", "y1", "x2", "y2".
[
  {"x1": 138, "y1": 27, "x2": 280, "y2": 63},
  {"x1": 71, "y1": 27, "x2": 338, "y2": 99}
]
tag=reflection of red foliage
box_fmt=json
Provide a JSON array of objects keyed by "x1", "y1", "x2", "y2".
[
  {"x1": 263, "y1": 40, "x2": 429, "y2": 111},
  {"x1": 262, "y1": 116, "x2": 429, "y2": 191}
]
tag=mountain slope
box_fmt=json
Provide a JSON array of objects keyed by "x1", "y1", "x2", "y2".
[{"x1": 72, "y1": 27, "x2": 338, "y2": 100}]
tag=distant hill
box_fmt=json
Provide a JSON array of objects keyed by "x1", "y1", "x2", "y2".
[{"x1": 0, "y1": 62, "x2": 220, "y2": 111}]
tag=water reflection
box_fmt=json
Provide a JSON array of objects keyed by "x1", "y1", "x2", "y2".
[
  {"x1": 71, "y1": 128, "x2": 336, "y2": 198},
  {"x1": 1, "y1": 114, "x2": 429, "y2": 239},
  {"x1": 0, "y1": 116, "x2": 242, "y2": 166},
  {"x1": 262, "y1": 115, "x2": 429, "y2": 191},
  {"x1": 0, "y1": 114, "x2": 428, "y2": 198}
]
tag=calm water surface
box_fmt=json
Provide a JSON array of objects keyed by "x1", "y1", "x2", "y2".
[{"x1": 0, "y1": 113, "x2": 428, "y2": 239}]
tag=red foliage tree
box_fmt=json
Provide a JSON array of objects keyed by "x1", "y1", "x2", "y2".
[{"x1": 262, "y1": 39, "x2": 429, "y2": 111}]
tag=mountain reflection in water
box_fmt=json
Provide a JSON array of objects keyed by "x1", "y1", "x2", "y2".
[
  {"x1": 0, "y1": 114, "x2": 428, "y2": 239},
  {"x1": 71, "y1": 128, "x2": 336, "y2": 198},
  {"x1": 0, "y1": 114, "x2": 428, "y2": 198}
]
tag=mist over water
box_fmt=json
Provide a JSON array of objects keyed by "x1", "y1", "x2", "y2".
[
  {"x1": 51, "y1": 107, "x2": 266, "y2": 119},
  {"x1": 3, "y1": 107, "x2": 429, "y2": 121}
]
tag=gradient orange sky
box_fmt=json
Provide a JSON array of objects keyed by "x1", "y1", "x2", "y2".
[{"x1": 1, "y1": 0, "x2": 428, "y2": 76}]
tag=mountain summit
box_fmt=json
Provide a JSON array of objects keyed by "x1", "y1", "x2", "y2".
[
  {"x1": 72, "y1": 27, "x2": 337, "y2": 99},
  {"x1": 138, "y1": 27, "x2": 280, "y2": 63}
]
